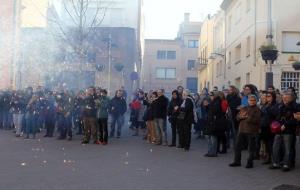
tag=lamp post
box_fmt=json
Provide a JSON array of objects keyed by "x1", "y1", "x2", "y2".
[{"x1": 265, "y1": 0, "x2": 274, "y2": 89}]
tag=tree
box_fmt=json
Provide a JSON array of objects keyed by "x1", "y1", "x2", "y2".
[{"x1": 46, "y1": 0, "x2": 112, "y2": 89}]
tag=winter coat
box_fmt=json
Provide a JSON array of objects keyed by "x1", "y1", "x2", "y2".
[
  {"x1": 167, "y1": 97, "x2": 183, "y2": 124},
  {"x1": 109, "y1": 97, "x2": 127, "y2": 117},
  {"x1": 152, "y1": 95, "x2": 169, "y2": 119},
  {"x1": 82, "y1": 95, "x2": 97, "y2": 118},
  {"x1": 226, "y1": 94, "x2": 241, "y2": 118},
  {"x1": 275, "y1": 102, "x2": 299, "y2": 135},
  {"x1": 237, "y1": 105, "x2": 261, "y2": 134},
  {"x1": 96, "y1": 96, "x2": 110, "y2": 119},
  {"x1": 178, "y1": 97, "x2": 194, "y2": 125},
  {"x1": 205, "y1": 97, "x2": 226, "y2": 135}
]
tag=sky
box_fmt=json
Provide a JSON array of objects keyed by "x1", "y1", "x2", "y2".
[{"x1": 144, "y1": 0, "x2": 223, "y2": 39}]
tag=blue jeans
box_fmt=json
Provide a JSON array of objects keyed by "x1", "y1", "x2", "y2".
[
  {"x1": 57, "y1": 114, "x2": 72, "y2": 138},
  {"x1": 25, "y1": 113, "x2": 38, "y2": 137},
  {"x1": 207, "y1": 135, "x2": 218, "y2": 155},
  {"x1": 110, "y1": 115, "x2": 124, "y2": 137},
  {"x1": 154, "y1": 118, "x2": 167, "y2": 144},
  {"x1": 272, "y1": 134, "x2": 296, "y2": 167},
  {"x1": 3, "y1": 111, "x2": 12, "y2": 129}
]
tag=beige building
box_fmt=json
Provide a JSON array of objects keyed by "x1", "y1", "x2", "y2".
[
  {"x1": 199, "y1": 0, "x2": 300, "y2": 92},
  {"x1": 142, "y1": 13, "x2": 201, "y2": 94}
]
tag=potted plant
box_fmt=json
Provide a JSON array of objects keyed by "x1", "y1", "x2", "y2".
[
  {"x1": 292, "y1": 61, "x2": 300, "y2": 70},
  {"x1": 114, "y1": 63, "x2": 124, "y2": 72},
  {"x1": 259, "y1": 44, "x2": 278, "y2": 64},
  {"x1": 95, "y1": 64, "x2": 105, "y2": 72}
]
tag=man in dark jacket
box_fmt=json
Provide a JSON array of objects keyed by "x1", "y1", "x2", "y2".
[
  {"x1": 109, "y1": 90, "x2": 127, "y2": 138},
  {"x1": 229, "y1": 94, "x2": 261, "y2": 169},
  {"x1": 153, "y1": 89, "x2": 169, "y2": 145},
  {"x1": 226, "y1": 85, "x2": 241, "y2": 145},
  {"x1": 270, "y1": 91, "x2": 298, "y2": 171},
  {"x1": 82, "y1": 87, "x2": 99, "y2": 144},
  {"x1": 96, "y1": 89, "x2": 110, "y2": 144}
]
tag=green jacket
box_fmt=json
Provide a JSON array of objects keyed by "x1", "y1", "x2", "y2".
[{"x1": 96, "y1": 96, "x2": 110, "y2": 119}]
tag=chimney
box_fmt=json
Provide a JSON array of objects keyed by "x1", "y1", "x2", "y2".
[{"x1": 184, "y1": 13, "x2": 190, "y2": 23}]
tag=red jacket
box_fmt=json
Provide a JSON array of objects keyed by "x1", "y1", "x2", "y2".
[{"x1": 221, "y1": 99, "x2": 229, "y2": 113}]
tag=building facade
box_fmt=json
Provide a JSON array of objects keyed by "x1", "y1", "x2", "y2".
[
  {"x1": 142, "y1": 14, "x2": 201, "y2": 94},
  {"x1": 14, "y1": 0, "x2": 144, "y2": 94},
  {"x1": 199, "y1": 0, "x2": 300, "y2": 92},
  {"x1": 0, "y1": 0, "x2": 21, "y2": 89}
]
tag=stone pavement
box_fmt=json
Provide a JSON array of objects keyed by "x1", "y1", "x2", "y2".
[{"x1": 0, "y1": 128, "x2": 300, "y2": 190}]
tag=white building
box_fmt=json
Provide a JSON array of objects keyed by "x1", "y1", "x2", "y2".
[{"x1": 199, "y1": 0, "x2": 300, "y2": 93}]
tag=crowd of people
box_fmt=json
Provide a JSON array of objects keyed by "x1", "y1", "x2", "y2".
[{"x1": 1, "y1": 84, "x2": 300, "y2": 172}]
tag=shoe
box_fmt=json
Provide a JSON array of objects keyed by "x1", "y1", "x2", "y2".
[
  {"x1": 81, "y1": 141, "x2": 89, "y2": 144},
  {"x1": 245, "y1": 162, "x2": 253, "y2": 169},
  {"x1": 94, "y1": 141, "x2": 101, "y2": 144},
  {"x1": 229, "y1": 162, "x2": 241, "y2": 167},
  {"x1": 102, "y1": 142, "x2": 107, "y2": 145},
  {"x1": 177, "y1": 145, "x2": 183, "y2": 148},
  {"x1": 57, "y1": 136, "x2": 66, "y2": 140},
  {"x1": 269, "y1": 164, "x2": 280, "y2": 169},
  {"x1": 168, "y1": 144, "x2": 176, "y2": 147},
  {"x1": 44, "y1": 134, "x2": 48, "y2": 137},
  {"x1": 24, "y1": 136, "x2": 30, "y2": 139},
  {"x1": 184, "y1": 148, "x2": 189, "y2": 152},
  {"x1": 68, "y1": 137, "x2": 72, "y2": 141},
  {"x1": 15, "y1": 134, "x2": 21, "y2": 137},
  {"x1": 282, "y1": 165, "x2": 290, "y2": 172},
  {"x1": 204, "y1": 154, "x2": 218, "y2": 157}
]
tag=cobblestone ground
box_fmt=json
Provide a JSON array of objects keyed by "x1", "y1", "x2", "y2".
[{"x1": 0, "y1": 127, "x2": 300, "y2": 190}]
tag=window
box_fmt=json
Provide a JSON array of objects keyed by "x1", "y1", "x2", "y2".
[
  {"x1": 157, "y1": 50, "x2": 166, "y2": 59},
  {"x1": 228, "y1": 15, "x2": 232, "y2": 33},
  {"x1": 166, "y1": 68, "x2": 176, "y2": 78},
  {"x1": 228, "y1": 51, "x2": 232, "y2": 69},
  {"x1": 246, "y1": 73, "x2": 250, "y2": 84},
  {"x1": 281, "y1": 72, "x2": 300, "y2": 93},
  {"x1": 282, "y1": 32, "x2": 300, "y2": 53},
  {"x1": 186, "y1": 78, "x2": 198, "y2": 93},
  {"x1": 188, "y1": 40, "x2": 199, "y2": 48},
  {"x1": 246, "y1": 36, "x2": 251, "y2": 57},
  {"x1": 156, "y1": 68, "x2": 165, "y2": 78},
  {"x1": 235, "y1": 44, "x2": 241, "y2": 64},
  {"x1": 235, "y1": 77, "x2": 241, "y2": 90},
  {"x1": 167, "y1": 51, "x2": 176, "y2": 59},
  {"x1": 218, "y1": 61, "x2": 223, "y2": 76},
  {"x1": 155, "y1": 68, "x2": 176, "y2": 79},
  {"x1": 187, "y1": 60, "x2": 196, "y2": 70},
  {"x1": 157, "y1": 50, "x2": 176, "y2": 60},
  {"x1": 246, "y1": 0, "x2": 251, "y2": 12}
]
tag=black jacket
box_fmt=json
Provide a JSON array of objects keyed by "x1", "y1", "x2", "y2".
[
  {"x1": 205, "y1": 97, "x2": 226, "y2": 135},
  {"x1": 226, "y1": 94, "x2": 241, "y2": 118},
  {"x1": 153, "y1": 95, "x2": 169, "y2": 119},
  {"x1": 275, "y1": 102, "x2": 299, "y2": 135},
  {"x1": 82, "y1": 95, "x2": 97, "y2": 118},
  {"x1": 178, "y1": 97, "x2": 194, "y2": 124},
  {"x1": 167, "y1": 97, "x2": 183, "y2": 124},
  {"x1": 260, "y1": 103, "x2": 277, "y2": 129},
  {"x1": 110, "y1": 97, "x2": 127, "y2": 116}
]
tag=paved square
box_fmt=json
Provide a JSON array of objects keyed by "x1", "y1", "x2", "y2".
[{"x1": 1, "y1": 129, "x2": 300, "y2": 190}]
